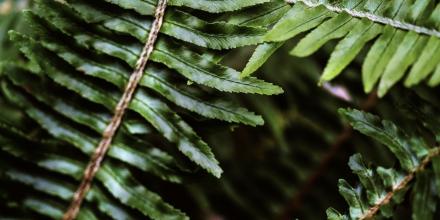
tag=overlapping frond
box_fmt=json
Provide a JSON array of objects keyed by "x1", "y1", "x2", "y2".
[
  {"x1": 328, "y1": 108, "x2": 440, "y2": 219},
  {"x1": 0, "y1": 0, "x2": 283, "y2": 218},
  {"x1": 249, "y1": 0, "x2": 440, "y2": 97}
]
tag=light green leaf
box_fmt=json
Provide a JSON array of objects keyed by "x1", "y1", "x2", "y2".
[
  {"x1": 405, "y1": 37, "x2": 440, "y2": 86},
  {"x1": 290, "y1": 13, "x2": 357, "y2": 57},
  {"x1": 265, "y1": 2, "x2": 331, "y2": 42},
  {"x1": 378, "y1": 32, "x2": 428, "y2": 97},
  {"x1": 362, "y1": 27, "x2": 405, "y2": 93},
  {"x1": 320, "y1": 20, "x2": 382, "y2": 82},
  {"x1": 241, "y1": 42, "x2": 284, "y2": 78}
]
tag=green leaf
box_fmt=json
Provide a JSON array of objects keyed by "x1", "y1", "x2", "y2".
[
  {"x1": 428, "y1": 63, "x2": 440, "y2": 86},
  {"x1": 264, "y1": 2, "x2": 331, "y2": 42},
  {"x1": 412, "y1": 172, "x2": 436, "y2": 220},
  {"x1": 102, "y1": 0, "x2": 155, "y2": 16},
  {"x1": 67, "y1": 0, "x2": 268, "y2": 50},
  {"x1": 348, "y1": 154, "x2": 384, "y2": 205},
  {"x1": 98, "y1": 163, "x2": 188, "y2": 220},
  {"x1": 29, "y1": 3, "x2": 283, "y2": 95},
  {"x1": 378, "y1": 32, "x2": 428, "y2": 97},
  {"x1": 23, "y1": 197, "x2": 98, "y2": 220},
  {"x1": 11, "y1": 28, "x2": 223, "y2": 177},
  {"x1": 326, "y1": 208, "x2": 348, "y2": 220},
  {"x1": 362, "y1": 27, "x2": 405, "y2": 93},
  {"x1": 1, "y1": 164, "x2": 138, "y2": 220},
  {"x1": 19, "y1": 22, "x2": 264, "y2": 126},
  {"x1": 241, "y1": 42, "x2": 284, "y2": 78},
  {"x1": 168, "y1": 0, "x2": 271, "y2": 13},
  {"x1": 433, "y1": 157, "x2": 440, "y2": 196},
  {"x1": 339, "y1": 108, "x2": 420, "y2": 171},
  {"x1": 225, "y1": 1, "x2": 290, "y2": 27},
  {"x1": 1, "y1": 134, "x2": 188, "y2": 220},
  {"x1": 271, "y1": 0, "x2": 440, "y2": 95},
  {"x1": 376, "y1": 167, "x2": 404, "y2": 190},
  {"x1": 338, "y1": 179, "x2": 366, "y2": 219},
  {"x1": 3, "y1": 66, "x2": 182, "y2": 182},
  {"x1": 320, "y1": 20, "x2": 382, "y2": 82},
  {"x1": 405, "y1": 36, "x2": 440, "y2": 87},
  {"x1": 153, "y1": 41, "x2": 284, "y2": 95},
  {"x1": 290, "y1": 13, "x2": 357, "y2": 57}
]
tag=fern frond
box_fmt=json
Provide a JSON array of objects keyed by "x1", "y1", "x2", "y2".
[
  {"x1": 328, "y1": 108, "x2": 440, "y2": 219},
  {"x1": 255, "y1": 0, "x2": 440, "y2": 96},
  {"x1": 224, "y1": 0, "x2": 291, "y2": 27},
  {"x1": 168, "y1": 0, "x2": 271, "y2": 13},
  {"x1": 0, "y1": 0, "x2": 284, "y2": 218},
  {"x1": 105, "y1": 0, "x2": 272, "y2": 14}
]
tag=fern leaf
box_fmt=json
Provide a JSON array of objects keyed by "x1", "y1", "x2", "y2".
[
  {"x1": 378, "y1": 31, "x2": 428, "y2": 96},
  {"x1": 225, "y1": 0, "x2": 290, "y2": 27},
  {"x1": 102, "y1": 0, "x2": 272, "y2": 14},
  {"x1": 23, "y1": 197, "x2": 98, "y2": 220},
  {"x1": 259, "y1": 0, "x2": 440, "y2": 96},
  {"x1": 264, "y1": 2, "x2": 331, "y2": 42},
  {"x1": 412, "y1": 172, "x2": 436, "y2": 220},
  {"x1": 1, "y1": 129, "x2": 188, "y2": 219},
  {"x1": 362, "y1": 26, "x2": 405, "y2": 93},
  {"x1": 241, "y1": 42, "x2": 284, "y2": 78},
  {"x1": 19, "y1": 20, "x2": 264, "y2": 125},
  {"x1": 433, "y1": 157, "x2": 440, "y2": 197},
  {"x1": 67, "y1": 0, "x2": 268, "y2": 50},
  {"x1": 328, "y1": 108, "x2": 440, "y2": 220},
  {"x1": 168, "y1": 0, "x2": 271, "y2": 13},
  {"x1": 1, "y1": 139, "x2": 139, "y2": 219},
  {"x1": 30, "y1": 2, "x2": 282, "y2": 95},
  {"x1": 339, "y1": 108, "x2": 423, "y2": 171},
  {"x1": 1, "y1": 0, "x2": 288, "y2": 217},
  {"x1": 2, "y1": 71, "x2": 182, "y2": 182},
  {"x1": 289, "y1": 11, "x2": 359, "y2": 57},
  {"x1": 320, "y1": 20, "x2": 382, "y2": 83},
  {"x1": 405, "y1": 36, "x2": 440, "y2": 86}
]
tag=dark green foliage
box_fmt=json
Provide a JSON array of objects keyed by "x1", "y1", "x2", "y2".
[
  {"x1": 328, "y1": 107, "x2": 440, "y2": 219},
  {"x1": 2, "y1": 0, "x2": 440, "y2": 219},
  {"x1": 0, "y1": 0, "x2": 284, "y2": 218}
]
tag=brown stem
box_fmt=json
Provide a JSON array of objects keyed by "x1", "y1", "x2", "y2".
[
  {"x1": 360, "y1": 147, "x2": 440, "y2": 220},
  {"x1": 62, "y1": 1, "x2": 168, "y2": 219},
  {"x1": 278, "y1": 92, "x2": 378, "y2": 219}
]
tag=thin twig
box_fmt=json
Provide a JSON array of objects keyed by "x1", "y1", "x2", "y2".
[
  {"x1": 286, "y1": 0, "x2": 440, "y2": 38},
  {"x1": 360, "y1": 147, "x2": 440, "y2": 220},
  {"x1": 62, "y1": 0, "x2": 168, "y2": 219}
]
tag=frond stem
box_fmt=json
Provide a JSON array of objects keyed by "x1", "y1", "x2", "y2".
[
  {"x1": 286, "y1": 0, "x2": 440, "y2": 38},
  {"x1": 360, "y1": 146, "x2": 440, "y2": 220},
  {"x1": 62, "y1": 0, "x2": 168, "y2": 219}
]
